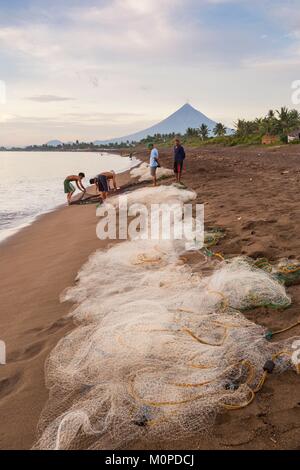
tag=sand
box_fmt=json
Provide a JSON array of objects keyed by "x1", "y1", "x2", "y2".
[{"x1": 0, "y1": 146, "x2": 300, "y2": 450}]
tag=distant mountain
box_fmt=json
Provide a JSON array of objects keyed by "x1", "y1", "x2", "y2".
[
  {"x1": 94, "y1": 103, "x2": 228, "y2": 144},
  {"x1": 46, "y1": 140, "x2": 63, "y2": 147}
]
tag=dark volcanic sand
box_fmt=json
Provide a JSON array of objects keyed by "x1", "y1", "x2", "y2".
[{"x1": 0, "y1": 145, "x2": 299, "y2": 449}]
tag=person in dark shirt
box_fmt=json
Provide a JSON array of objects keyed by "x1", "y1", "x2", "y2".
[{"x1": 173, "y1": 138, "x2": 186, "y2": 183}]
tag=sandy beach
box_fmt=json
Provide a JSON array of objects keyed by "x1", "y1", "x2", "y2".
[{"x1": 0, "y1": 146, "x2": 300, "y2": 450}]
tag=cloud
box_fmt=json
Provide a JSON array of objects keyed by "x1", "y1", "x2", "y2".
[
  {"x1": 26, "y1": 94, "x2": 75, "y2": 102},
  {"x1": 1, "y1": 0, "x2": 300, "y2": 146}
]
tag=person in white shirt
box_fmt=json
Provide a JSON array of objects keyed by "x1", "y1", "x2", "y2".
[{"x1": 148, "y1": 143, "x2": 160, "y2": 186}]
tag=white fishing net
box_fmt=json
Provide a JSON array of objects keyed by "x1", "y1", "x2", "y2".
[
  {"x1": 110, "y1": 184, "x2": 197, "y2": 206},
  {"x1": 130, "y1": 162, "x2": 173, "y2": 182},
  {"x1": 33, "y1": 186, "x2": 298, "y2": 450}
]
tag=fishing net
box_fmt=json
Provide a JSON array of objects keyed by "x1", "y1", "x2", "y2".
[
  {"x1": 275, "y1": 259, "x2": 300, "y2": 286},
  {"x1": 254, "y1": 258, "x2": 300, "y2": 287},
  {"x1": 110, "y1": 184, "x2": 197, "y2": 207},
  {"x1": 204, "y1": 227, "x2": 226, "y2": 248},
  {"x1": 130, "y1": 162, "x2": 173, "y2": 182},
  {"x1": 33, "y1": 187, "x2": 298, "y2": 450}
]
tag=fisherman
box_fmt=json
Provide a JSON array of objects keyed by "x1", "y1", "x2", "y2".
[
  {"x1": 148, "y1": 143, "x2": 160, "y2": 187},
  {"x1": 89, "y1": 173, "x2": 110, "y2": 200},
  {"x1": 99, "y1": 170, "x2": 120, "y2": 191},
  {"x1": 173, "y1": 138, "x2": 185, "y2": 184},
  {"x1": 64, "y1": 172, "x2": 85, "y2": 205}
]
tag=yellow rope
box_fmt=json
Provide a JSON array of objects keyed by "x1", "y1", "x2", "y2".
[
  {"x1": 252, "y1": 371, "x2": 268, "y2": 393},
  {"x1": 172, "y1": 360, "x2": 254, "y2": 389},
  {"x1": 133, "y1": 254, "x2": 162, "y2": 265},
  {"x1": 277, "y1": 265, "x2": 300, "y2": 274},
  {"x1": 271, "y1": 320, "x2": 300, "y2": 336},
  {"x1": 222, "y1": 389, "x2": 255, "y2": 410},
  {"x1": 207, "y1": 290, "x2": 230, "y2": 310},
  {"x1": 181, "y1": 326, "x2": 228, "y2": 347}
]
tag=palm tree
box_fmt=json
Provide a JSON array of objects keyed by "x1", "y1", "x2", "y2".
[
  {"x1": 276, "y1": 107, "x2": 290, "y2": 134},
  {"x1": 234, "y1": 119, "x2": 257, "y2": 137},
  {"x1": 199, "y1": 124, "x2": 210, "y2": 140},
  {"x1": 213, "y1": 122, "x2": 227, "y2": 137},
  {"x1": 186, "y1": 127, "x2": 198, "y2": 137}
]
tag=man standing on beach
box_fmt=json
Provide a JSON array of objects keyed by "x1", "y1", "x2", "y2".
[
  {"x1": 64, "y1": 172, "x2": 85, "y2": 205},
  {"x1": 173, "y1": 138, "x2": 185, "y2": 184},
  {"x1": 149, "y1": 143, "x2": 160, "y2": 186}
]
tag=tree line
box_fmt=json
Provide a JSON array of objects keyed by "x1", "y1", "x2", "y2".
[{"x1": 1, "y1": 107, "x2": 300, "y2": 151}]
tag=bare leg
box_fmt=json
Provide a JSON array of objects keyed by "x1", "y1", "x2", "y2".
[{"x1": 67, "y1": 191, "x2": 75, "y2": 205}]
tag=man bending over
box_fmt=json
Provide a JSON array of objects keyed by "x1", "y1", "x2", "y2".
[
  {"x1": 89, "y1": 174, "x2": 109, "y2": 201},
  {"x1": 64, "y1": 172, "x2": 85, "y2": 205},
  {"x1": 100, "y1": 170, "x2": 120, "y2": 191}
]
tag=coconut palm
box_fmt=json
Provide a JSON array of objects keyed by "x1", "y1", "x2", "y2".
[
  {"x1": 213, "y1": 122, "x2": 227, "y2": 137},
  {"x1": 186, "y1": 127, "x2": 198, "y2": 137},
  {"x1": 234, "y1": 119, "x2": 257, "y2": 137},
  {"x1": 199, "y1": 124, "x2": 210, "y2": 140}
]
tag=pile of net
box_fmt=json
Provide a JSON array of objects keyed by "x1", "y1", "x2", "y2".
[
  {"x1": 110, "y1": 184, "x2": 197, "y2": 207},
  {"x1": 130, "y1": 162, "x2": 173, "y2": 182},
  {"x1": 33, "y1": 186, "x2": 298, "y2": 450},
  {"x1": 254, "y1": 258, "x2": 300, "y2": 287}
]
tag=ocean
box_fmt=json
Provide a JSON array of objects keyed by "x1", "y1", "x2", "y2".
[{"x1": 0, "y1": 151, "x2": 138, "y2": 242}]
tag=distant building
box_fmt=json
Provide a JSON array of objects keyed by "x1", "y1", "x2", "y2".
[
  {"x1": 262, "y1": 134, "x2": 280, "y2": 145},
  {"x1": 287, "y1": 129, "x2": 300, "y2": 143}
]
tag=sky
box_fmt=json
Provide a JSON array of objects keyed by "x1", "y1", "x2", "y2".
[{"x1": 0, "y1": 0, "x2": 300, "y2": 146}]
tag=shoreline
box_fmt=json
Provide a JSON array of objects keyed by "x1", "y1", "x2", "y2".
[
  {"x1": 0, "y1": 156, "x2": 142, "y2": 246},
  {"x1": 1, "y1": 145, "x2": 300, "y2": 449},
  {"x1": 0, "y1": 169, "x2": 137, "y2": 450}
]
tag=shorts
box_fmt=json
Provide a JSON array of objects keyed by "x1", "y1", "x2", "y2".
[
  {"x1": 150, "y1": 166, "x2": 157, "y2": 177},
  {"x1": 64, "y1": 179, "x2": 75, "y2": 193},
  {"x1": 174, "y1": 160, "x2": 184, "y2": 174},
  {"x1": 97, "y1": 175, "x2": 109, "y2": 192}
]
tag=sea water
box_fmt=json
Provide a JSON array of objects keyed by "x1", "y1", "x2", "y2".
[{"x1": 0, "y1": 151, "x2": 138, "y2": 242}]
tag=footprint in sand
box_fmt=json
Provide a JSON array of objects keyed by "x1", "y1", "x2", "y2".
[
  {"x1": 8, "y1": 341, "x2": 44, "y2": 363},
  {"x1": 25, "y1": 317, "x2": 70, "y2": 336},
  {"x1": 0, "y1": 372, "x2": 22, "y2": 400}
]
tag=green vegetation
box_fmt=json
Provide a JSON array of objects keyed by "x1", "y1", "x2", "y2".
[
  {"x1": 1, "y1": 107, "x2": 300, "y2": 151},
  {"x1": 138, "y1": 107, "x2": 300, "y2": 148}
]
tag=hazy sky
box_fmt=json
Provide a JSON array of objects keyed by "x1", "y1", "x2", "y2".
[{"x1": 0, "y1": 0, "x2": 300, "y2": 146}]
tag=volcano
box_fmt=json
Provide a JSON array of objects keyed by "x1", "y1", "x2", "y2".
[{"x1": 94, "y1": 103, "x2": 223, "y2": 144}]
